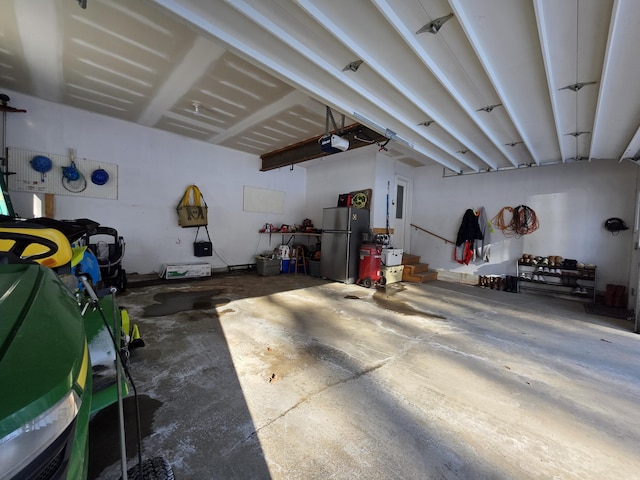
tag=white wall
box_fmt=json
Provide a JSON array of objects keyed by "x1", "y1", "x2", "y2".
[
  {"x1": 7, "y1": 91, "x2": 637, "y2": 298},
  {"x1": 305, "y1": 145, "x2": 414, "y2": 232},
  {"x1": 411, "y1": 161, "x2": 638, "y2": 295},
  {"x1": 4, "y1": 91, "x2": 307, "y2": 274},
  {"x1": 304, "y1": 146, "x2": 377, "y2": 226}
]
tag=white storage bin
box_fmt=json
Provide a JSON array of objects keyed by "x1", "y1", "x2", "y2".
[
  {"x1": 382, "y1": 265, "x2": 404, "y2": 284},
  {"x1": 381, "y1": 248, "x2": 403, "y2": 266}
]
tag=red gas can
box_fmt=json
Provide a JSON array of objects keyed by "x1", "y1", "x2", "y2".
[{"x1": 357, "y1": 244, "x2": 386, "y2": 288}]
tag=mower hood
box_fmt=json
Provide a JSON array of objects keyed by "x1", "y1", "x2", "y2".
[{"x1": 0, "y1": 264, "x2": 89, "y2": 437}]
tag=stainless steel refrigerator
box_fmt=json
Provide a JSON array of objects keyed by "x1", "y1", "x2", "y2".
[{"x1": 321, "y1": 207, "x2": 370, "y2": 283}]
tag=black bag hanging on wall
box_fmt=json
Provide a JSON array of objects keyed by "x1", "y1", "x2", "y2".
[{"x1": 193, "y1": 225, "x2": 212, "y2": 257}]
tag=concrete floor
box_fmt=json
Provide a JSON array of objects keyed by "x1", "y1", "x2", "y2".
[{"x1": 89, "y1": 272, "x2": 640, "y2": 480}]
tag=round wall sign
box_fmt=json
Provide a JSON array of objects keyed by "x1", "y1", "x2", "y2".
[{"x1": 352, "y1": 192, "x2": 367, "y2": 208}]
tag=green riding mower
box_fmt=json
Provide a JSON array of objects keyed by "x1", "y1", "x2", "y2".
[{"x1": 0, "y1": 218, "x2": 173, "y2": 479}]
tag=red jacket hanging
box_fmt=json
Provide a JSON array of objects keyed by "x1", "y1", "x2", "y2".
[
  {"x1": 454, "y1": 241, "x2": 474, "y2": 265},
  {"x1": 454, "y1": 209, "x2": 484, "y2": 265}
]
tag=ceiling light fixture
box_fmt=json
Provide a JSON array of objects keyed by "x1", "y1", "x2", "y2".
[
  {"x1": 559, "y1": 81, "x2": 596, "y2": 92},
  {"x1": 342, "y1": 60, "x2": 363, "y2": 72},
  {"x1": 352, "y1": 112, "x2": 415, "y2": 151},
  {"x1": 416, "y1": 13, "x2": 454, "y2": 35},
  {"x1": 192, "y1": 101, "x2": 201, "y2": 116},
  {"x1": 565, "y1": 131, "x2": 590, "y2": 137},
  {"x1": 564, "y1": 155, "x2": 589, "y2": 162},
  {"x1": 477, "y1": 103, "x2": 502, "y2": 113},
  {"x1": 383, "y1": 128, "x2": 414, "y2": 149}
]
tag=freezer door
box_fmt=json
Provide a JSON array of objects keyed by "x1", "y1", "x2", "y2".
[
  {"x1": 320, "y1": 231, "x2": 350, "y2": 283},
  {"x1": 322, "y1": 207, "x2": 370, "y2": 232},
  {"x1": 349, "y1": 208, "x2": 370, "y2": 236},
  {"x1": 322, "y1": 207, "x2": 349, "y2": 231}
]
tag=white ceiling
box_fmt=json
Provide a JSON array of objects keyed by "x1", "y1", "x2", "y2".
[{"x1": 2, "y1": 0, "x2": 640, "y2": 174}]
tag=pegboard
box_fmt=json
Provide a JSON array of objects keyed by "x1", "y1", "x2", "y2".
[{"x1": 8, "y1": 147, "x2": 118, "y2": 199}]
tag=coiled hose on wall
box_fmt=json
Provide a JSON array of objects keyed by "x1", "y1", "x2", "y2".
[{"x1": 492, "y1": 205, "x2": 539, "y2": 237}]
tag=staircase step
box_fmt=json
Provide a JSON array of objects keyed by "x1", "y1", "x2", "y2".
[
  {"x1": 403, "y1": 269, "x2": 438, "y2": 283},
  {"x1": 402, "y1": 253, "x2": 421, "y2": 265},
  {"x1": 403, "y1": 263, "x2": 429, "y2": 274}
]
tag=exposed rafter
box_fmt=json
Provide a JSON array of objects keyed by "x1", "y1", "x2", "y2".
[
  {"x1": 450, "y1": 0, "x2": 559, "y2": 165},
  {"x1": 3, "y1": 0, "x2": 639, "y2": 173},
  {"x1": 591, "y1": 0, "x2": 640, "y2": 160},
  {"x1": 373, "y1": 0, "x2": 525, "y2": 169},
  {"x1": 295, "y1": 0, "x2": 494, "y2": 171},
  {"x1": 222, "y1": 0, "x2": 474, "y2": 172}
]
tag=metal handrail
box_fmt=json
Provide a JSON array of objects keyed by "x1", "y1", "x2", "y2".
[{"x1": 410, "y1": 223, "x2": 454, "y2": 245}]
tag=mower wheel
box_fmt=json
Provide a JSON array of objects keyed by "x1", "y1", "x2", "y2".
[
  {"x1": 362, "y1": 277, "x2": 373, "y2": 288},
  {"x1": 125, "y1": 457, "x2": 174, "y2": 480}
]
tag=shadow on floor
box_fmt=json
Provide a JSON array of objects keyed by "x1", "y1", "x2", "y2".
[{"x1": 88, "y1": 273, "x2": 297, "y2": 479}]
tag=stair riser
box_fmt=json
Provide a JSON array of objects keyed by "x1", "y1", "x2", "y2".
[
  {"x1": 401, "y1": 254, "x2": 436, "y2": 282},
  {"x1": 402, "y1": 254, "x2": 421, "y2": 265},
  {"x1": 404, "y1": 264, "x2": 429, "y2": 274},
  {"x1": 404, "y1": 263, "x2": 429, "y2": 273},
  {"x1": 402, "y1": 271, "x2": 438, "y2": 283}
]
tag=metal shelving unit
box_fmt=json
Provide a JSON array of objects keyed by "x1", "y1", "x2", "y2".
[{"x1": 516, "y1": 261, "x2": 596, "y2": 303}]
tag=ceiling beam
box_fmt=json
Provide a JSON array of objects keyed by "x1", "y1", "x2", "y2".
[
  {"x1": 533, "y1": 0, "x2": 569, "y2": 163},
  {"x1": 154, "y1": 0, "x2": 463, "y2": 171},
  {"x1": 297, "y1": 0, "x2": 489, "y2": 171},
  {"x1": 218, "y1": 0, "x2": 463, "y2": 172},
  {"x1": 448, "y1": 0, "x2": 541, "y2": 165},
  {"x1": 372, "y1": 0, "x2": 518, "y2": 169},
  {"x1": 591, "y1": 0, "x2": 640, "y2": 160},
  {"x1": 620, "y1": 126, "x2": 640, "y2": 161},
  {"x1": 152, "y1": 0, "x2": 358, "y2": 128},
  {"x1": 138, "y1": 35, "x2": 225, "y2": 126},
  {"x1": 208, "y1": 90, "x2": 311, "y2": 144},
  {"x1": 260, "y1": 124, "x2": 386, "y2": 171}
]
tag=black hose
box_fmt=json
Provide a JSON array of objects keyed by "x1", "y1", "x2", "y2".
[{"x1": 82, "y1": 279, "x2": 144, "y2": 479}]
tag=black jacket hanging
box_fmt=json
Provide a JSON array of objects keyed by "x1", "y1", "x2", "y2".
[
  {"x1": 455, "y1": 209, "x2": 484, "y2": 246},
  {"x1": 454, "y1": 209, "x2": 484, "y2": 265}
]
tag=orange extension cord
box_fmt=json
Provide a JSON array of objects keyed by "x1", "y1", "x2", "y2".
[
  {"x1": 492, "y1": 206, "x2": 515, "y2": 236},
  {"x1": 492, "y1": 205, "x2": 539, "y2": 237}
]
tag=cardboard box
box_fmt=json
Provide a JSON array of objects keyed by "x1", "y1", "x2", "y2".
[
  {"x1": 381, "y1": 248, "x2": 403, "y2": 266},
  {"x1": 382, "y1": 265, "x2": 404, "y2": 284},
  {"x1": 159, "y1": 263, "x2": 211, "y2": 279}
]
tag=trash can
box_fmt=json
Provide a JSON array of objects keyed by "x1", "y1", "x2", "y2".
[{"x1": 308, "y1": 260, "x2": 321, "y2": 277}]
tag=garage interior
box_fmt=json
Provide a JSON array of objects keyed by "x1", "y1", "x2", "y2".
[
  {"x1": 83, "y1": 272, "x2": 637, "y2": 479},
  {"x1": 1, "y1": 0, "x2": 640, "y2": 478}
]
